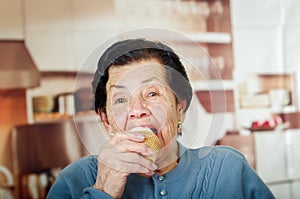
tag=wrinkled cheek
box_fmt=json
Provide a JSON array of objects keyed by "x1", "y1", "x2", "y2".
[
  {"x1": 151, "y1": 102, "x2": 178, "y2": 142},
  {"x1": 150, "y1": 104, "x2": 167, "y2": 128},
  {"x1": 109, "y1": 106, "x2": 128, "y2": 131}
]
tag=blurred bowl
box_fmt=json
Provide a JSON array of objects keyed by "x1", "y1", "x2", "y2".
[
  {"x1": 269, "y1": 89, "x2": 290, "y2": 107},
  {"x1": 32, "y1": 96, "x2": 55, "y2": 113}
]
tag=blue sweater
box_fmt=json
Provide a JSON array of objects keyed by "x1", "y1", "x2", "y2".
[{"x1": 47, "y1": 144, "x2": 275, "y2": 199}]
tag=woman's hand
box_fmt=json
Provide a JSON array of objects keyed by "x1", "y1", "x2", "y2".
[{"x1": 93, "y1": 131, "x2": 157, "y2": 199}]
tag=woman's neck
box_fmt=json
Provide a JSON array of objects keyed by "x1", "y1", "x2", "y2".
[
  {"x1": 154, "y1": 140, "x2": 179, "y2": 175},
  {"x1": 154, "y1": 158, "x2": 178, "y2": 176},
  {"x1": 140, "y1": 140, "x2": 179, "y2": 178}
]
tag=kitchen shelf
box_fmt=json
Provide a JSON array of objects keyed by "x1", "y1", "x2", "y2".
[
  {"x1": 149, "y1": 31, "x2": 231, "y2": 44},
  {"x1": 256, "y1": 70, "x2": 295, "y2": 75},
  {"x1": 184, "y1": 32, "x2": 232, "y2": 44},
  {"x1": 40, "y1": 70, "x2": 93, "y2": 77},
  {"x1": 191, "y1": 79, "x2": 234, "y2": 91},
  {"x1": 193, "y1": 79, "x2": 235, "y2": 113}
]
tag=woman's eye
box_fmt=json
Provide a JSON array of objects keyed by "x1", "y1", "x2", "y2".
[
  {"x1": 114, "y1": 98, "x2": 127, "y2": 104},
  {"x1": 148, "y1": 91, "x2": 158, "y2": 97}
]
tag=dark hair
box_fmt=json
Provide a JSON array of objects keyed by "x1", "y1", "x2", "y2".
[{"x1": 92, "y1": 39, "x2": 192, "y2": 113}]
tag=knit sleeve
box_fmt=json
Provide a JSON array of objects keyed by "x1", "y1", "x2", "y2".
[
  {"x1": 82, "y1": 187, "x2": 114, "y2": 199},
  {"x1": 46, "y1": 155, "x2": 114, "y2": 199}
]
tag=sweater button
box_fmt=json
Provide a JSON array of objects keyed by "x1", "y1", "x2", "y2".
[
  {"x1": 157, "y1": 175, "x2": 165, "y2": 181},
  {"x1": 159, "y1": 189, "x2": 167, "y2": 196}
]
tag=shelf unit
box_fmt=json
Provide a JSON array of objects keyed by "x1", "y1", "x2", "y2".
[
  {"x1": 188, "y1": 0, "x2": 234, "y2": 113},
  {"x1": 184, "y1": 32, "x2": 231, "y2": 44},
  {"x1": 233, "y1": 71, "x2": 299, "y2": 132},
  {"x1": 191, "y1": 79, "x2": 234, "y2": 91}
]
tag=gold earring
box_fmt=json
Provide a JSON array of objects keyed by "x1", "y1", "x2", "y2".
[{"x1": 177, "y1": 121, "x2": 182, "y2": 135}]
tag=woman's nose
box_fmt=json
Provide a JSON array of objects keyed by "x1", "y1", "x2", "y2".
[{"x1": 128, "y1": 99, "x2": 150, "y2": 119}]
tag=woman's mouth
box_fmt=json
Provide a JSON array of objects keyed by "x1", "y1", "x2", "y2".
[
  {"x1": 149, "y1": 128, "x2": 158, "y2": 134},
  {"x1": 129, "y1": 126, "x2": 159, "y2": 135}
]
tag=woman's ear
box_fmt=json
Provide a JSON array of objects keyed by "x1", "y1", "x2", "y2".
[
  {"x1": 178, "y1": 100, "x2": 187, "y2": 112},
  {"x1": 98, "y1": 108, "x2": 110, "y2": 130},
  {"x1": 177, "y1": 100, "x2": 187, "y2": 121}
]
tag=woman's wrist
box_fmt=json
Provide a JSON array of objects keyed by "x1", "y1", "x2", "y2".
[{"x1": 93, "y1": 181, "x2": 122, "y2": 199}]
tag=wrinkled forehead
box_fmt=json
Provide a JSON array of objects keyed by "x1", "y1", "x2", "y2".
[{"x1": 106, "y1": 60, "x2": 169, "y2": 92}]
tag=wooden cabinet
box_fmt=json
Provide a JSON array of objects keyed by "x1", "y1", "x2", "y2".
[{"x1": 0, "y1": 90, "x2": 28, "y2": 125}]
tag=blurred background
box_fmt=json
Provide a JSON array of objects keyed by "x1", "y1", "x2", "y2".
[{"x1": 0, "y1": 0, "x2": 300, "y2": 198}]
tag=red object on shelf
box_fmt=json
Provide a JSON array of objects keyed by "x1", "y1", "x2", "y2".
[{"x1": 248, "y1": 115, "x2": 284, "y2": 132}]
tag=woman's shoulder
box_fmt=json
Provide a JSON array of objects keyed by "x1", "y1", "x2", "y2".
[
  {"x1": 186, "y1": 145, "x2": 246, "y2": 162},
  {"x1": 47, "y1": 155, "x2": 98, "y2": 198},
  {"x1": 182, "y1": 146, "x2": 249, "y2": 178},
  {"x1": 209, "y1": 145, "x2": 245, "y2": 157},
  {"x1": 59, "y1": 155, "x2": 98, "y2": 180}
]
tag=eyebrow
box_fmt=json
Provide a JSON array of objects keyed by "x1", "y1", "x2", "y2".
[
  {"x1": 109, "y1": 77, "x2": 159, "y2": 90},
  {"x1": 109, "y1": 84, "x2": 126, "y2": 91}
]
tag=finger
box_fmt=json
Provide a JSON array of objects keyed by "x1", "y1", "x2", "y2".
[
  {"x1": 98, "y1": 143, "x2": 153, "y2": 169},
  {"x1": 118, "y1": 152, "x2": 156, "y2": 167},
  {"x1": 110, "y1": 131, "x2": 145, "y2": 144},
  {"x1": 103, "y1": 141, "x2": 154, "y2": 164},
  {"x1": 100, "y1": 159, "x2": 154, "y2": 175},
  {"x1": 114, "y1": 139, "x2": 153, "y2": 156},
  {"x1": 99, "y1": 150, "x2": 157, "y2": 173},
  {"x1": 114, "y1": 153, "x2": 157, "y2": 173}
]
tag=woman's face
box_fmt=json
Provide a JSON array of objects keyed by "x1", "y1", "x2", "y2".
[{"x1": 104, "y1": 59, "x2": 183, "y2": 147}]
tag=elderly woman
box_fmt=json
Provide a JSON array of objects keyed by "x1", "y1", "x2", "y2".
[{"x1": 47, "y1": 39, "x2": 274, "y2": 199}]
